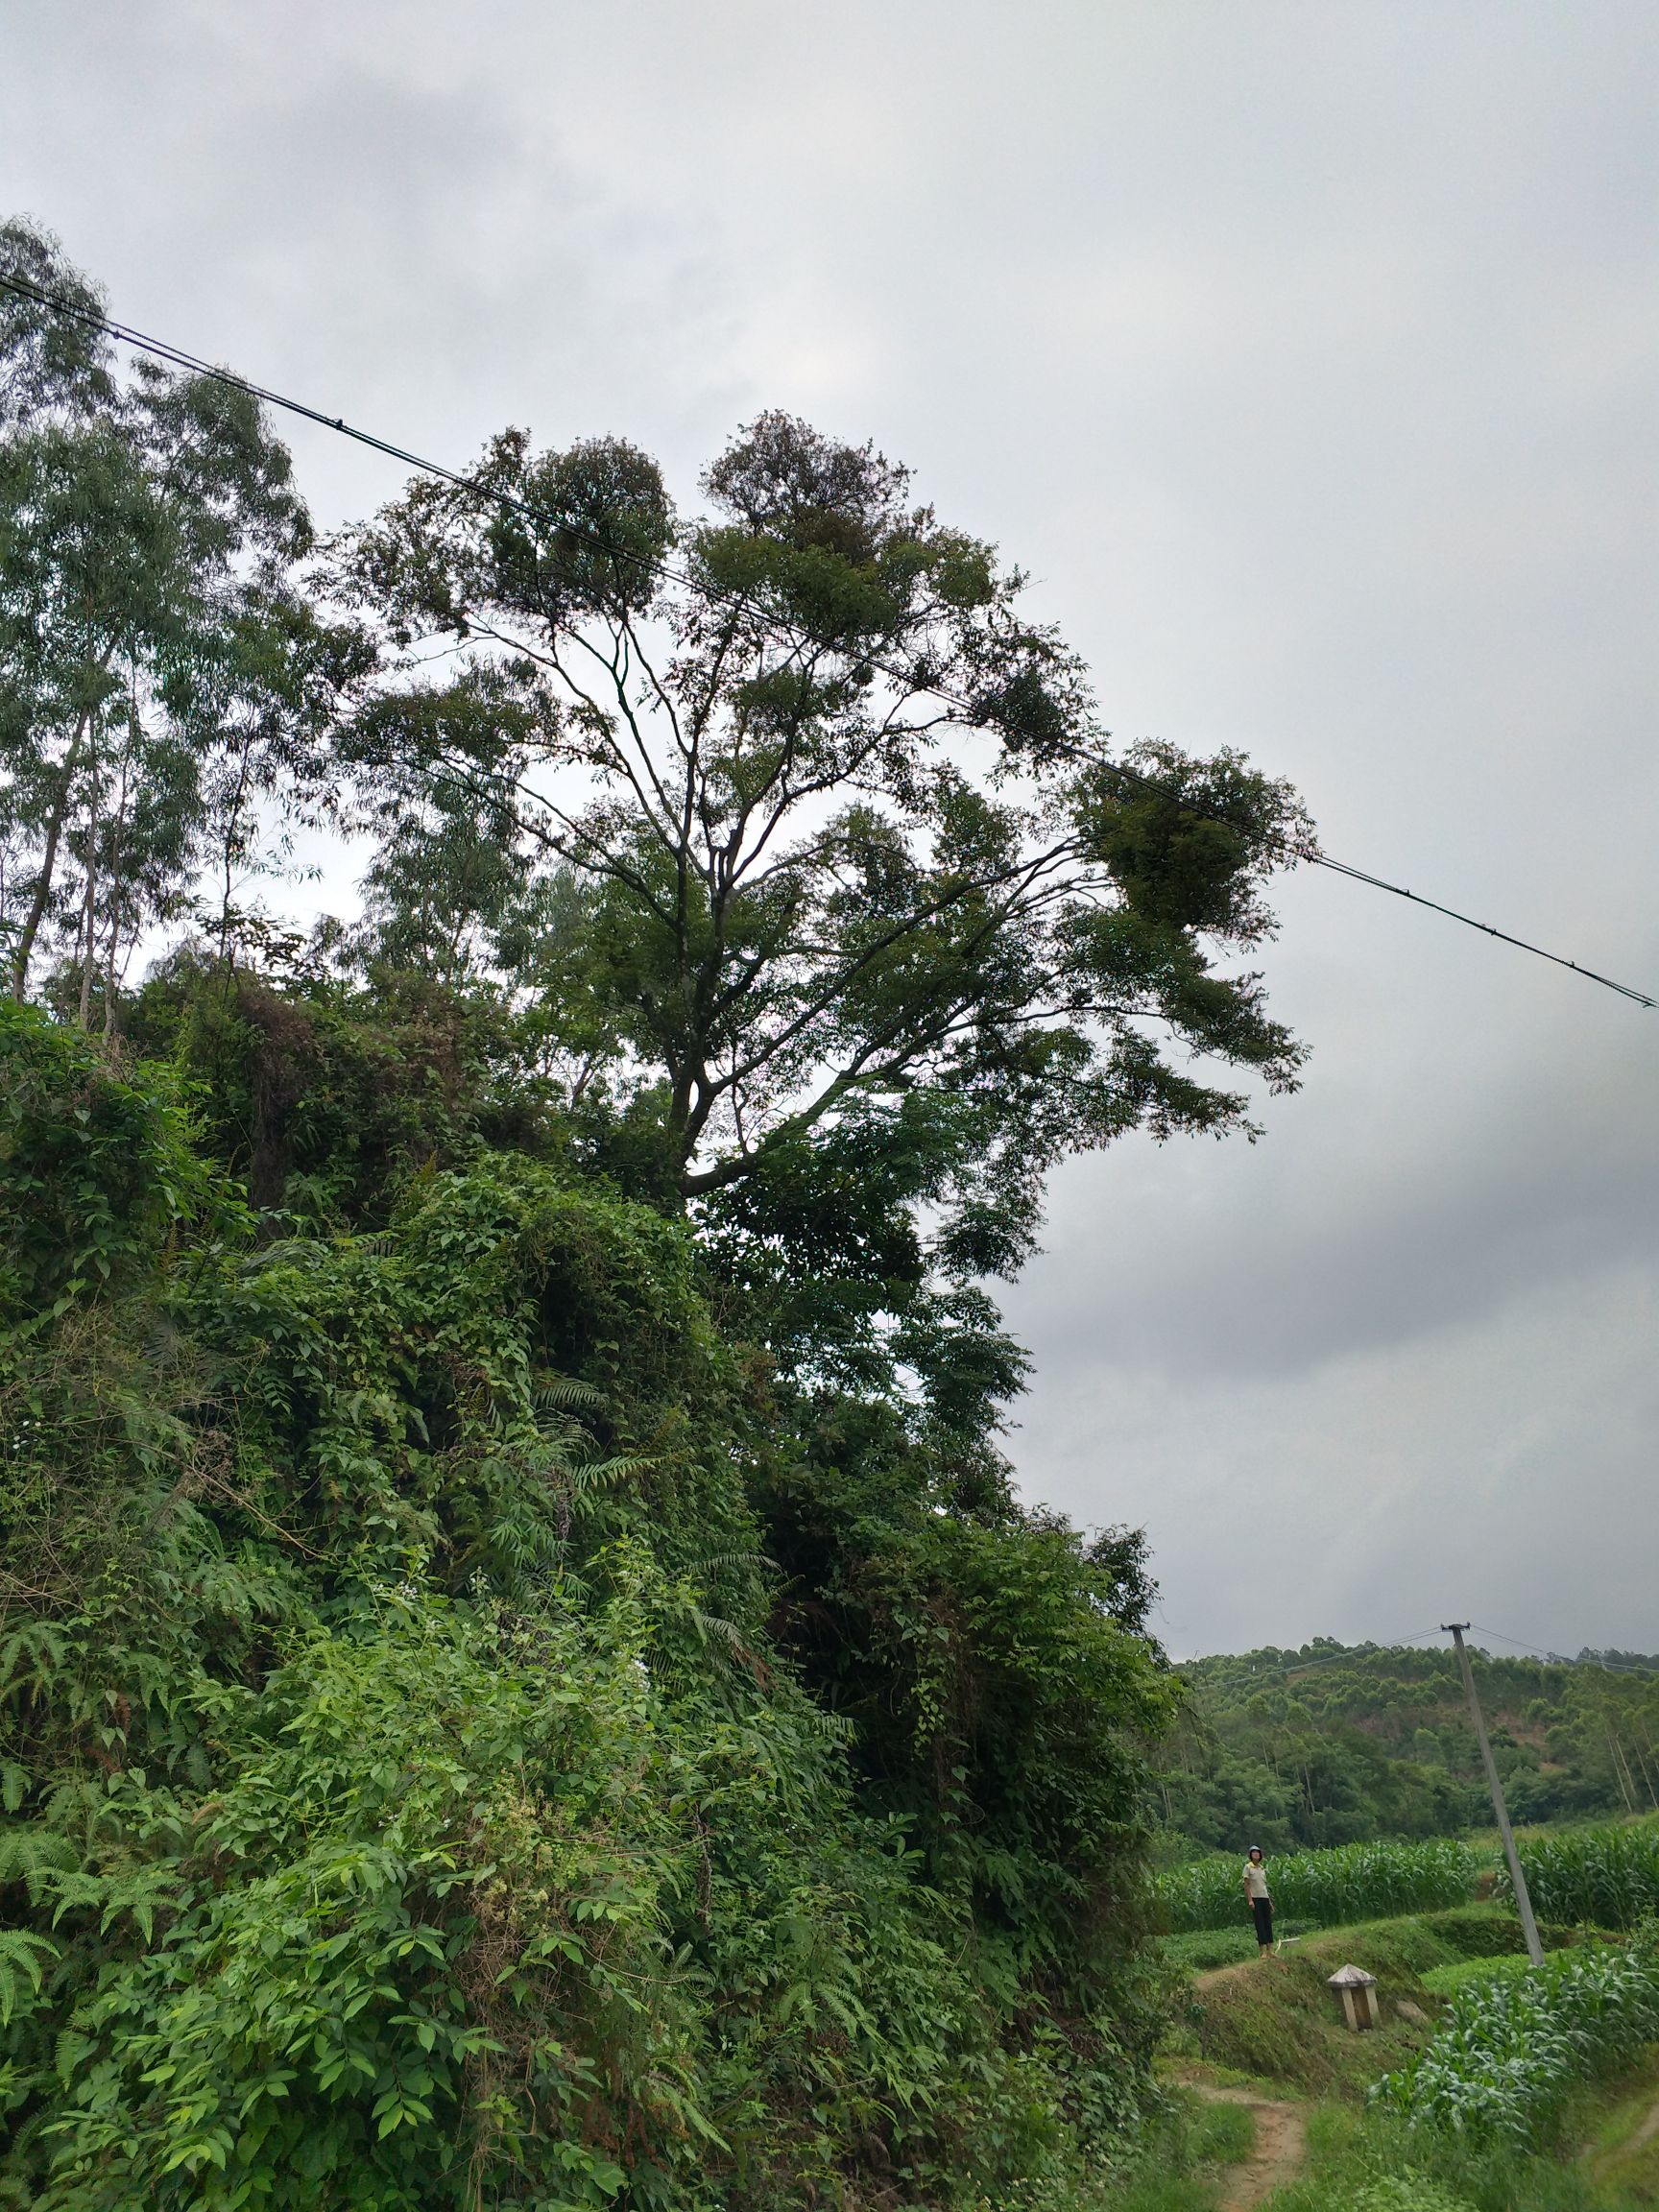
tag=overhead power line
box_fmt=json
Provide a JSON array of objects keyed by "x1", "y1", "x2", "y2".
[
  {"x1": 2, "y1": 267, "x2": 1653, "y2": 1013},
  {"x1": 1467, "y1": 1623, "x2": 1659, "y2": 1681},
  {"x1": 1317, "y1": 860, "x2": 1653, "y2": 1009}
]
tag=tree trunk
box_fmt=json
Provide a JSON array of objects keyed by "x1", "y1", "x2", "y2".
[
  {"x1": 12, "y1": 710, "x2": 89, "y2": 1001},
  {"x1": 76, "y1": 731, "x2": 101, "y2": 1027},
  {"x1": 102, "y1": 731, "x2": 132, "y2": 1041}
]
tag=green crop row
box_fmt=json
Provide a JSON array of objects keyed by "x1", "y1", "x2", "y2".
[
  {"x1": 1418, "y1": 1952, "x2": 1536, "y2": 2000},
  {"x1": 1503, "y1": 1816, "x2": 1659, "y2": 1929},
  {"x1": 1157, "y1": 1837, "x2": 1479, "y2": 1934},
  {"x1": 1371, "y1": 1938, "x2": 1659, "y2": 2143}
]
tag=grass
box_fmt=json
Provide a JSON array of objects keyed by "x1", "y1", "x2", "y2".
[
  {"x1": 1163, "y1": 1902, "x2": 1534, "y2": 1979},
  {"x1": 1164, "y1": 1922, "x2": 1319, "y2": 1972},
  {"x1": 1171, "y1": 1909, "x2": 1588, "y2": 2102},
  {"x1": 1581, "y1": 2049, "x2": 1659, "y2": 2201},
  {"x1": 1256, "y1": 2079, "x2": 1659, "y2": 2202},
  {"x1": 1073, "y1": 2089, "x2": 1255, "y2": 2210},
  {"x1": 1421, "y1": 1953, "x2": 1538, "y2": 1999},
  {"x1": 1176, "y1": 1932, "x2": 1436, "y2": 2099}
]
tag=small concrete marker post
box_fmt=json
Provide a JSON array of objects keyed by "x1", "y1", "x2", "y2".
[{"x1": 1327, "y1": 1964, "x2": 1380, "y2": 2032}]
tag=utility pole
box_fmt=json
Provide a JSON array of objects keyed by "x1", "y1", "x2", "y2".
[{"x1": 1444, "y1": 1623, "x2": 1544, "y2": 1966}]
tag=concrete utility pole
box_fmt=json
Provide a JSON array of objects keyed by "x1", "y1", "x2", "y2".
[{"x1": 1444, "y1": 1623, "x2": 1545, "y2": 1966}]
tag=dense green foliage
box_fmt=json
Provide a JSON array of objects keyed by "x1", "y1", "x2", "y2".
[
  {"x1": 0, "y1": 1000, "x2": 1185, "y2": 2207},
  {"x1": 1160, "y1": 1641, "x2": 1659, "y2": 1855},
  {"x1": 1502, "y1": 1820, "x2": 1659, "y2": 1932},
  {"x1": 1373, "y1": 1938, "x2": 1659, "y2": 2145},
  {"x1": 1088, "y1": 2094, "x2": 1254, "y2": 2212},
  {"x1": 1270, "y1": 2096, "x2": 1653, "y2": 2212},
  {"x1": 0, "y1": 219, "x2": 1333, "y2": 2206},
  {"x1": 1159, "y1": 1838, "x2": 1479, "y2": 1934}
]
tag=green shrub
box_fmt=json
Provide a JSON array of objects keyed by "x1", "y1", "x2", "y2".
[
  {"x1": 0, "y1": 1002, "x2": 220, "y2": 1333},
  {"x1": 0, "y1": 1025, "x2": 1179, "y2": 2208},
  {"x1": 1350, "y1": 2179, "x2": 1479, "y2": 2212}
]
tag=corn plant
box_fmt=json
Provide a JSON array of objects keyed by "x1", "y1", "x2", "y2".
[
  {"x1": 1158, "y1": 1837, "x2": 1479, "y2": 1934},
  {"x1": 1497, "y1": 1817, "x2": 1659, "y2": 1929},
  {"x1": 1371, "y1": 1937, "x2": 1659, "y2": 2143}
]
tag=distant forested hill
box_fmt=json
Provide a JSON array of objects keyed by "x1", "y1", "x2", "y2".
[{"x1": 1158, "y1": 1639, "x2": 1659, "y2": 1856}]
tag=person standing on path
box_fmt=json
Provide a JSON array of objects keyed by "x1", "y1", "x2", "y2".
[{"x1": 1243, "y1": 1846, "x2": 1274, "y2": 1958}]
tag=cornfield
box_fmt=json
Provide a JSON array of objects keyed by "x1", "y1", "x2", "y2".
[
  {"x1": 1158, "y1": 1837, "x2": 1478, "y2": 1934},
  {"x1": 1501, "y1": 1817, "x2": 1659, "y2": 1929},
  {"x1": 1371, "y1": 1940, "x2": 1659, "y2": 2142}
]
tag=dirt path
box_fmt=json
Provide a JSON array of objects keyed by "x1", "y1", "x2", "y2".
[
  {"x1": 1586, "y1": 2085, "x2": 1659, "y2": 2181},
  {"x1": 1614, "y1": 2094, "x2": 1659, "y2": 2160},
  {"x1": 1181, "y1": 2079, "x2": 1308, "y2": 2211}
]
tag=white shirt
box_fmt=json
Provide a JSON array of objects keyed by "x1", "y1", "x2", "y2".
[{"x1": 1243, "y1": 1860, "x2": 1270, "y2": 1900}]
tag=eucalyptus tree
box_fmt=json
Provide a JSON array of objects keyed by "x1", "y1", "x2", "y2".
[
  {"x1": 340, "y1": 412, "x2": 1310, "y2": 1282},
  {"x1": 0, "y1": 221, "x2": 358, "y2": 1015}
]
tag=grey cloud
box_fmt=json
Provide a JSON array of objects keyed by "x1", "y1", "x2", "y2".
[{"x1": 2, "y1": 0, "x2": 1653, "y2": 1655}]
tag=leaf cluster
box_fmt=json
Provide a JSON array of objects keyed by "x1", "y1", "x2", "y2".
[{"x1": 0, "y1": 1017, "x2": 1179, "y2": 2208}]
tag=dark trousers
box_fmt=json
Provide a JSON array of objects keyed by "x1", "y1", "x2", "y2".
[{"x1": 1251, "y1": 1897, "x2": 1274, "y2": 1946}]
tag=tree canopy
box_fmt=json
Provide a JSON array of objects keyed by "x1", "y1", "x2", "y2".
[
  {"x1": 335, "y1": 412, "x2": 1310, "y2": 1270},
  {"x1": 0, "y1": 218, "x2": 1317, "y2": 2208},
  {"x1": 0, "y1": 222, "x2": 362, "y2": 1015}
]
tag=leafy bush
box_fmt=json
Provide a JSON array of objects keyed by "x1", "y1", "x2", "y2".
[
  {"x1": 1500, "y1": 1818, "x2": 1659, "y2": 1931},
  {"x1": 1084, "y1": 2092, "x2": 1254, "y2": 2212},
  {"x1": 1159, "y1": 1839, "x2": 1479, "y2": 1933},
  {"x1": 0, "y1": 1023, "x2": 1177, "y2": 2208},
  {"x1": 0, "y1": 1001, "x2": 216, "y2": 1332},
  {"x1": 1372, "y1": 1937, "x2": 1659, "y2": 2144}
]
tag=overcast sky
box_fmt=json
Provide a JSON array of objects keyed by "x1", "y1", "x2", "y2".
[{"x1": 6, "y1": 1, "x2": 1655, "y2": 1656}]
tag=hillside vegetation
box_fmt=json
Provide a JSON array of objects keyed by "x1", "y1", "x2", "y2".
[
  {"x1": 1161, "y1": 1640, "x2": 1659, "y2": 1856},
  {"x1": 0, "y1": 221, "x2": 1321, "y2": 2210},
  {"x1": 0, "y1": 996, "x2": 1182, "y2": 2210}
]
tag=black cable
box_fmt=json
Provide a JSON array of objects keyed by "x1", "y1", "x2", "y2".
[
  {"x1": 1318, "y1": 860, "x2": 1653, "y2": 1009},
  {"x1": 3, "y1": 266, "x2": 1654, "y2": 1013}
]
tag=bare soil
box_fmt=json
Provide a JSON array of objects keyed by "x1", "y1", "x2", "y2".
[{"x1": 1176, "y1": 2074, "x2": 1308, "y2": 2211}]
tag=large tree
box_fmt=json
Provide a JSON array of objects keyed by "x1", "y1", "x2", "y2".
[
  {"x1": 0, "y1": 222, "x2": 360, "y2": 1015},
  {"x1": 338, "y1": 413, "x2": 1310, "y2": 1279}
]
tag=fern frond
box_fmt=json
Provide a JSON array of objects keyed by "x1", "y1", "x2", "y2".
[
  {"x1": 0, "y1": 1824, "x2": 77, "y2": 1898},
  {"x1": 533, "y1": 1376, "x2": 603, "y2": 1411},
  {"x1": 0, "y1": 1928, "x2": 58, "y2": 2026}
]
